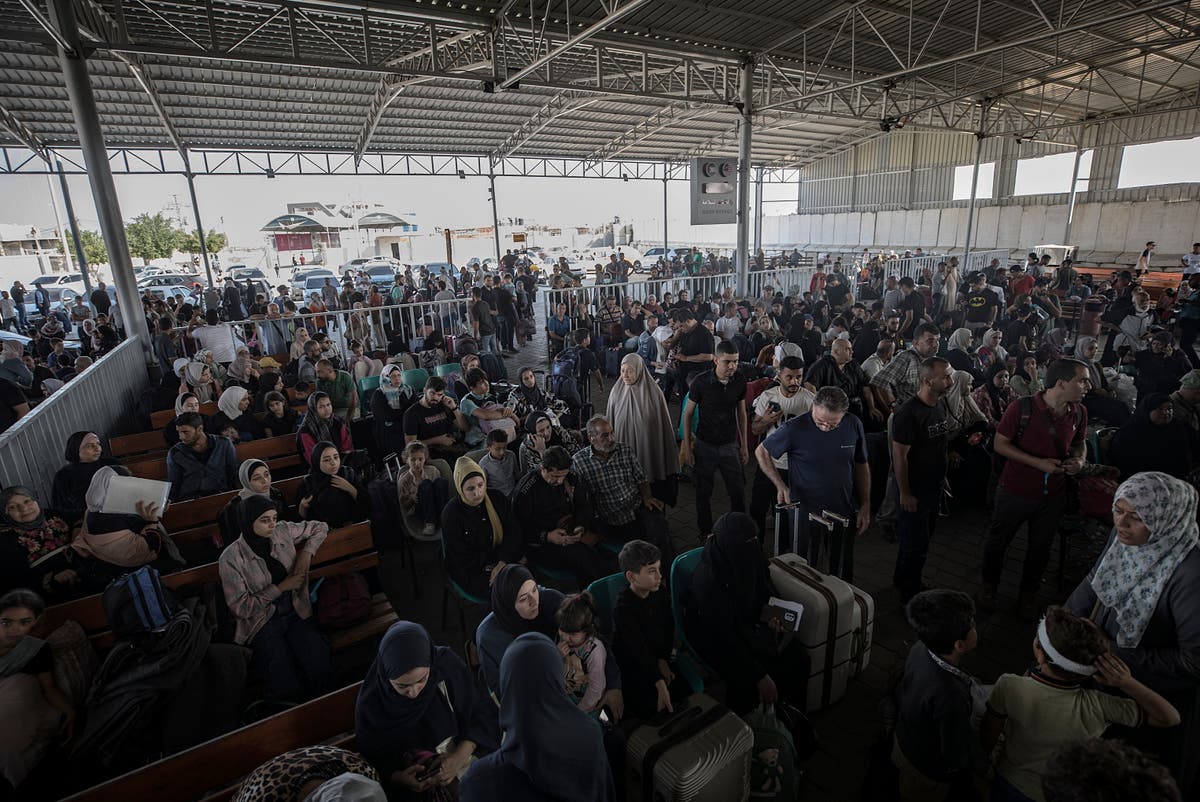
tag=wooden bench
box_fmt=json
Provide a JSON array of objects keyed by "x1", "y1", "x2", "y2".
[
  {"x1": 151, "y1": 401, "x2": 218, "y2": 430},
  {"x1": 161, "y1": 476, "x2": 304, "y2": 534},
  {"x1": 42, "y1": 522, "x2": 390, "y2": 653},
  {"x1": 111, "y1": 430, "x2": 171, "y2": 460},
  {"x1": 61, "y1": 681, "x2": 362, "y2": 802},
  {"x1": 127, "y1": 434, "x2": 304, "y2": 483}
]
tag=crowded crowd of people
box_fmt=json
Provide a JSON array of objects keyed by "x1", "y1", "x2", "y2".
[{"x1": 1, "y1": 246, "x2": 1198, "y2": 801}]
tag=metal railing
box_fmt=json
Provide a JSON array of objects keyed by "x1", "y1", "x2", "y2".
[
  {"x1": 175, "y1": 296, "x2": 483, "y2": 359},
  {"x1": 0, "y1": 336, "x2": 149, "y2": 504}
]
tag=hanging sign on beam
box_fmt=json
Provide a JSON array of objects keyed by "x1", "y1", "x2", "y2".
[{"x1": 690, "y1": 157, "x2": 737, "y2": 225}]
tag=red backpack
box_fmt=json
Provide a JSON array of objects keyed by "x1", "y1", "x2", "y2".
[{"x1": 315, "y1": 573, "x2": 372, "y2": 628}]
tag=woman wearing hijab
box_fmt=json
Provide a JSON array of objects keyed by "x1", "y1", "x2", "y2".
[
  {"x1": 976, "y1": 328, "x2": 1008, "y2": 373},
  {"x1": 370, "y1": 364, "x2": 414, "y2": 457},
  {"x1": 218, "y1": 459, "x2": 293, "y2": 551},
  {"x1": 183, "y1": 361, "x2": 221, "y2": 404},
  {"x1": 517, "y1": 412, "x2": 580, "y2": 476},
  {"x1": 164, "y1": 392, "x2": 210, "y2": 446},
  {"x1": 460, "y1": 633, "x2": 616, "y2": 802},
  {"x1": 683, "y1": 512, "x2": 810, "y2": 715},
  {"x1": 1066, "y1": 472, "x2": 1200, "y2": 796},
  {"x1": 971, "y1": 362, "x2": 1017, "y2": 429},
  {"x1": 1008, "y1": 351, "x2": 1043, "y2": 397},
  {"x1": 505, "y1": 367, "x2": 555, "y2": 421},
  {"x1": 944, "y1": 371, "x2": 990, "y2": 503},
  {"x1": 607, "y1": 353, "x2": 679, "y2": 502},
  {"x1": 71, "y1": 466, "x2": 184, "y2": 590},
  {"x1": 196, "y1": 349, "x2": 229, "y2": 386},
  {"x1": 296, "y1": 391, "x2": 353, "y2": 463},
  {"x1": 945, "y1": 328, "x2": 979, "y2": 378},
  {"x1": 1073, "y1": 335, "x2": 1131, "y2": 425},
  {"x1": 234, "y1": 746, "x2": 380, "y2": 802},
  {"x1": 226, "y1": 346, "x2": 260, "y2": 385},
  {"x1": 50, "y1": 431, "x2": 118, "y2": 526},
  {"x1": 0, "y1": 488, "x2": 78, "y2": 599},
  {"x1": 355, "y1": 622, "x2": 500, "y2": 798},
  {"x1": 0, "y1": 340, "x2": 33, "y2": 388},
  {"x1": 1109, "y1": 394, "x2": 1200, "y2": 480},
  {"x1": 441, "y1": 456, "x2": 523, "y2": 602},
  {"x1": 297, "y1": 442, "x2": 369, "y2": 529},
  {"x1": 212, "y1": 386, "x2": 263, "y2": 443},
  {"x1": 219, "y1": 493, "x2": 332, "y2": 702},
  {"x1": 290, "y1": 327, "x2": 312, "y2": 363}
]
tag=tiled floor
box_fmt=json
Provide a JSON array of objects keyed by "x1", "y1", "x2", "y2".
[{"x1": 374, "y1": 296, "x2": 1108, "y2": 801}]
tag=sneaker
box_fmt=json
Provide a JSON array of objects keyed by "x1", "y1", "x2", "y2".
[
  {"x1": 421, "y1": 523, "x2": 436, "y2": 536},
  {"x1": 976, "y1": 582, "x2": 998, "y2": 612}
]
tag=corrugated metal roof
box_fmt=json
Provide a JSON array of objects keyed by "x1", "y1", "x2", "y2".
[{"x1": 0, "y1": 0, "x2": 1195, "y2": 168}]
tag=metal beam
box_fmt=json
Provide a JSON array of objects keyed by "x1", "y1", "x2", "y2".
[
  {"x1": 0, "y1": 104, "x2": 50, "y2": 162},
  {"x1": 735, "y1": 59, "x2": 753, "y2": 293},
  {"x1": 496, "y1": 0, "x2": 649, "y2": 90},
  {"x1": 758, "y1": 0, "x2": 1192, "y2": 112}
]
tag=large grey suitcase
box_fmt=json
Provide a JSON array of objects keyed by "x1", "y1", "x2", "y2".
[
  {"x1": 769, "y1": 554, "x2": 875, "y2": 712},
  {"x1": 626, "y1": 693, "x2": 753, "y2": 802}
]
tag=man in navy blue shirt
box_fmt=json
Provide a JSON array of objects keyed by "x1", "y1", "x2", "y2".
[{"x1": 757, "y1": 386, "x2": 870, "y2": 580}]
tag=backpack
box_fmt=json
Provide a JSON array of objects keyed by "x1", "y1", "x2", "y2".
[
  {"x1": 314, "y1": 573, "x2": 372, "y2": 628},
  {"x1": 550, "y1": 346, "x2": 581, "y2": 395},
  {"x1": 103, "y1": 566, "x2": 178, "y2": 638},
  {"x1": 744, "y1": 704, "x2": 800, "y2": 801}
]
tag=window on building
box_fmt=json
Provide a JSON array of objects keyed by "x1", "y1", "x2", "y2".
[
  {"x1": 1014, "y1": 150, "x2": 1093, "y2": 195},
  {"x1": 1119, "y1": 136, "x2": 1200, "y2": 187},
  {"x1": 952, "y1": 162, "x2": 995, "y2": 200}
]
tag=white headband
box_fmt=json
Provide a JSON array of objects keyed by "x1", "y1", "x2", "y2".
[{"x1": 1037, "y1": 617, "x2": 1097, "y2": 676}]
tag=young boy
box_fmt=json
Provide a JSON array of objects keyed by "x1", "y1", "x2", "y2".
[
  {"x1": 981, "y1": 606, "x2": 1180, "y2": 802},
  {"x1": 397, "y1": 441, "x2": 450, "y2": 537},
  {"x1": 892, "y1": 589, "x2": 980, "y2": 802},
  {"x1": 478, "y1": 429, "x2": 519, "y2": 497},
  {"x1": 612, "y1": 540, "x2": 689, "y2": 719},
  {"x1": 458, "y1": 368, "x2": 520, "y2": 448}
]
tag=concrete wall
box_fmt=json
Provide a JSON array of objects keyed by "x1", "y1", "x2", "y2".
[{"x1": 763, "y1": 197, "x2": 1200, "y2": 264}]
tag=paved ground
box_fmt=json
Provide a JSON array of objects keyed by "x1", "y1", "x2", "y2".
[{"x1": 372, "y1": 296, "x2": 1111, "y2": 801}]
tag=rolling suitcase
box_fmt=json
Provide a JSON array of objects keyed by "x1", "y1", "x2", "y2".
[
  {"x1": 767, "y1": 554, "x2": 874, "y2": 712},
  {"x1": 627, "y1": 693, "x2": 753, "y2": 802}
]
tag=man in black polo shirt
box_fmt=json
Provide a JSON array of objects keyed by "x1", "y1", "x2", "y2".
[
  {"x1": 681, "y1": 341, "x2": 748, "y2": 535},
  {"x1": 666, "y1": 308, "x2": 714, "y2": 391}
]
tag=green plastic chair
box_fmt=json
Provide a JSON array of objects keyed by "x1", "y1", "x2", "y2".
[
  {"x1": 401, "y1": 368, "x2": 430, "y2": 390},
  {"x1": 669, "y1": 547, "x2": 710, "y2": 694},
  {"x1": 357, "y1": 374, "x2": 381, "y2": 409},
  {"x1": 585, "y1": 571, "x2": 628, "y2": 637},
  {"x1": 435, "y1": 362, "x2": 461, "y2": 378},
  {"x1": 441, "y1": 535, "x2": 486, "y2": 638}
]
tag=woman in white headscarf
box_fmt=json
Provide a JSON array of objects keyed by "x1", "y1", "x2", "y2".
[
  {"x1": 183, "y1": 361, "x2": 221, "y2": 404},
  {"x1": 945, "y1": 327, "x2": 979, "y2": 378},
  {"x1": 944, "y1": 370, "x2": 989, "y2": 502},
  {"x1": 608, "y1": 353, "x2": 679, "y2": 504},
  {"x1": 975, "y1": 328, "x2": 1008, "y2": 374},
  {"x1": 212, "y1": 385, "x2": 262, "y2": 442},
  {"x1": 1066, "y1": 471, "x2": 1200, "y2": 794},
  {"x1": 370, "y1": 363, "x2": 414, "y2": 457},
  {"x1": 0, "y1": 340, "x2": 33, "y2": 388},
  {"x1": 1074, "y1": 335, "x2": 1132, "y2": 425}
]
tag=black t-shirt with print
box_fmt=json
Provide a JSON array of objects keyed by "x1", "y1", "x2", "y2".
[
  {"x1": 963, "y1": 289, "x2": 1000, "y2": 324},
  {"x1": 403, "y1": 401, "x2": 456, "y2": 440},
  {"x1": 891, "y1": 396, "x2": 950, "y2": 493}
]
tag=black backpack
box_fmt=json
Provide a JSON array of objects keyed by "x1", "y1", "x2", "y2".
[{"x1": 103, "y1": 566, "x2": 178, "y2": 638}]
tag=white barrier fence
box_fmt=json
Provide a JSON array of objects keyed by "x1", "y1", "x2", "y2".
[{"x1": 0, "y1": 336, "x2": 149, "y2": 503}]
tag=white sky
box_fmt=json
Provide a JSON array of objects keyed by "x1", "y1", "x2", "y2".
[
  {"x1": 0, "y1": 169, "x2": 799, "y2": 249},
  {"x1": 0, "y1": 139, "x2": 1186, "y2": 244}
]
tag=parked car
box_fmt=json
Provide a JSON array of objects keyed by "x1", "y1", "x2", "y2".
[
  {"x1": 0, "y1": 328, "x2": 81, "y2": 353},
  {"x1": 423, "y1": 262, "x2": 459, "y2": 283},
  {"x1": 289, "y1": 268, "x2": 335, "y2": 295},
  {"x1": 292, "y1": 274, "x2": 338, "y2": 301},
  {"x1": 228, "y1": 266, "x2": 267, "y2": 280},
  {"x1": 30, "y1": 273, "x2": 84, "y2": 287},
  {"x1": 362, "y1": 262, "x2": 400, "y2": 286},
  {"x1": 639, "y1": 247, "x2": 684, "y2": 266}
]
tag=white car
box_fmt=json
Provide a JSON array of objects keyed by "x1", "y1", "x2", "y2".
[{"x1": 290, "y1": 268, "x2": 336, "y2": 295}]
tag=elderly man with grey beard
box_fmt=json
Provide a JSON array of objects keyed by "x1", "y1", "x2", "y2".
[{"x1": 571, "y1": 415, "x2": 674, "y2": 564}]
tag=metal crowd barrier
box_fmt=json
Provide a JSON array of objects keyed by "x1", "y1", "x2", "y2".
[
  {"x1": 0, "y1": 336, "x2": 149, "y2": 503},
  {"x1": 176, "y1": 296, "x2": 479, "y2": 359}
]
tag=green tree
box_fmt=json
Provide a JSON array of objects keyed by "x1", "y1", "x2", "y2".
[
  {"x1": 78, "y1": 230, "x2": 109, "y2": 266},
  {"x1": 124, "y1": 212, "x2": 179, "y2": 264},
  {"x1": 177, "y1": 227, "x2": 228, "y2": 256}
]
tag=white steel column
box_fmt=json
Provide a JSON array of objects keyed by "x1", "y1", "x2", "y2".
[
  {"x1": 48, "y1": 0, "x2": 151, "y2": 359},
  {"x1": 962, "y1": 133, "x2": 984, "y2": 264},
  {"x1": 753, "y1": 166, "x2": 764, "y2": 257},
  {"x1": 735, "y1": 58, "x2": 754, "y2": 294},
  {"x1": 1063, "y1": 125, "x2": 1085, "y2": 246}
]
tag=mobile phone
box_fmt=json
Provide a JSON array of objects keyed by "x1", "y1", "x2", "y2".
[
  {"x1": 768, "y1": 401, "x2": 782, "y2": 413},
  {"x1": 417, "y1": 763, "x2": 438, "y2": 781}
]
